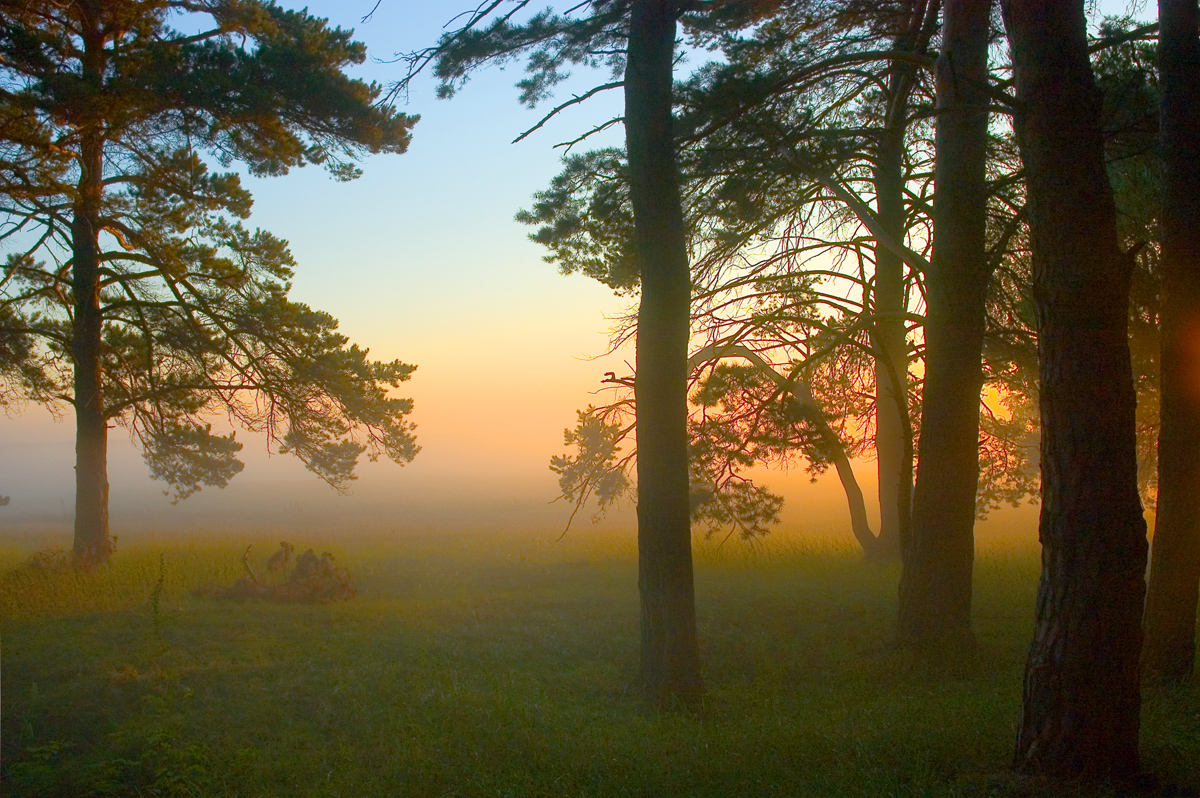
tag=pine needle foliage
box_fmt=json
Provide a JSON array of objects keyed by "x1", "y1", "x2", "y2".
[{"x1": 0, "y1": 1, "x2": 420, "y2": 538}]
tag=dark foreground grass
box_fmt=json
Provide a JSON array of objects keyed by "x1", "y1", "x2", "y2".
[{"x1": 1, "y1": 529, "x2": 1196, "y2": 797}]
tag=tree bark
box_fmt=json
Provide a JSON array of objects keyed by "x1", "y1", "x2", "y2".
[
  {"x1": 871, "y1": 121, "x2": 909, "y2": 562},
  {"x1": 1002, "y1": 0, "x2": 1148, "y2": 779},
  {"x1": 1142, "y1": 0, "x2": 1200, "y2": 683},
  {"x1": 870, "y1": 5, "x2": 936, "y2": 561},
  {"x1": 899, "y1": 0, "x2": 992, "y2": 652},
  {"x1": 626, "y1": 0, "x2": 702, "y2": 706},
  {"x1": 72, "y1": 13, "x2": 113, "y2": 564}
]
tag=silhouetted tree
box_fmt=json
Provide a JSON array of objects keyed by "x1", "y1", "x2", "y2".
[
  {"x1": 0, "y1": 0, "x2": 418, "y2": 562},
  {"x1": 529, "y1": 3, "x2": 944, "y2": 557},
  {"x1": 532, "y1": 3, "x2": 1033, "y2": 562},
  {"x1": 868, "y1": 1, "x2": 939, "y2": 562},
  {"x1": 1143, "y1": 0, "x2": 1200, "y2": 682},
  {"x1": 898, "y1": 0, "x2": 993, "y2": 653},
  {"x1": 1002, "y1": 0, "x2": 1148, "y2": 778},
  {"x1": 540, "y1": 10, "x2": 1167, "y2": 687},
  {"x1": 626, "y1": 0, "x2": 703, "y2": 704},
  {"x1": 396, "y1": 0, "x2": 710, "y2": 705}
]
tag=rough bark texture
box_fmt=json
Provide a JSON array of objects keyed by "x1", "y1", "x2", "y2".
[
  {"x1": 1142, "y1": 0, "x2": 1200, "y2": 682},
  {"x1": 899, "y1": 0, "x2": 992, "y2": 652},
  {"x1": 626, "y1": 0, "x2": 702, "y2": 706},
  {"x1": 71, "y1": 13, "x2": 113, "y2": 563},
  {"x1": 1002, "y1": 0, "x2": 1149, "y2": 779}
]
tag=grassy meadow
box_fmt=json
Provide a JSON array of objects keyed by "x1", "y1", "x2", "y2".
[{"x1": 1, "y1": 526, "x2": 1197, "y2": 798}]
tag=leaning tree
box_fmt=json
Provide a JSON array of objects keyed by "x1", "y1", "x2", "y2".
[
  {"x1": 0, "y1": 0, "x2": 419, "y2": 562},
  {"x1": 530, "y1": 2, "x2": 944, "y2": 556}
]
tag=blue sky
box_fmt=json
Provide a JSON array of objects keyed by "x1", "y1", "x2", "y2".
[
  {"x1": 2, "y1": 1, "x2": 649, "y2": 533},
  {"x1": 0, "y1": 0, "x2": 1146, "y2": 539}
]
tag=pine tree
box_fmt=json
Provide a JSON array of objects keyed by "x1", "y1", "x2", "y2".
[
  {"x1": 1002, "y1": 0, "x2": 1148, "y2": 777},
  {"x1": 899, "y1": 0, "x2": 993, "y2": 654},
  {"x1": 1143, "y1": 0, "x2": 1200, "y2": 682},
  {"x1": 0, "y1": 0, "x2": 419, "y2": 562},
  {"x1": 394, "y1": 0, "x2": 711, "y2": 705}
]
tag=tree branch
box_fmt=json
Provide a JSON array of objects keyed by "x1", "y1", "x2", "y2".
[{"x1": 513, "y1": 81, "x2": 623, "y2": 143}]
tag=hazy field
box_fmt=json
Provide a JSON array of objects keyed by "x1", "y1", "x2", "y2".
[{"x1": 1, "y1": 525, "x2": 1196, "y2": 797}]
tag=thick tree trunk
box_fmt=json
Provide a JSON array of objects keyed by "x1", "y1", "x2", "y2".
[
  {"x1": 871, "y1": 124, "x2": 909, "y2": 562},
  {"x1": 1002, "y1": 0, "x2": 1148, "y2": 778},
  {"x1": 71, "y1": 18, "x2": 112, "y2": 564},
  {"x1": 899, "y1": 0, "x2": 992, "y2": 652},
  {"x1": 626, "y1": 0, "x2": 702, "y2": 706},
  {"x1": 1143, "y1": 0, "x2": 1200, "y2": 683}
]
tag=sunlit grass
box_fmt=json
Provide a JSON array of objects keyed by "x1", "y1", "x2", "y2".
[{"x1": 1, "y1": 527, "x2": 1196, "y2": 797}]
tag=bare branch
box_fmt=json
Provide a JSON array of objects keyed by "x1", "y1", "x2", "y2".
[
  {"x1": 556, "y1": 117, "x2": 624, "y2": 151},
  {"x1": 513, "y1": 82, "x2": 623, "y2": 144}
]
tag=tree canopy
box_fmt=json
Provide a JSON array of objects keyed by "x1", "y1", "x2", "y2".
[
  {"x1": 536, "y1": 6, "x2": 1166, "y2": 552},
  {"x1": 0, "y1": 0, "x2": 419, "y2": 559}
]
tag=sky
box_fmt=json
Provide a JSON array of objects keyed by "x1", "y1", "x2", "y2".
[{"x1": 0, "y1": 0, "x2": 1143, "y2": 544}]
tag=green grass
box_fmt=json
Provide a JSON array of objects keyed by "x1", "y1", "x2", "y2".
[{"x1": 1, "y1": 528, "x2": 1196, "y2": 797}]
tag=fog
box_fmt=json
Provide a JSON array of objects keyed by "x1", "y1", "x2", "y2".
[
  {"x1": 0, "y1": 402, "x2": 1042, "y2": 553},
  {"x1": 0, "y1": 0, "x2": 1055, "y2": 555}
]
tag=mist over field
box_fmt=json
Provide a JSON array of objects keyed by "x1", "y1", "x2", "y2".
[
  {"x1": 0, "y1": 0, "x2": 1057, "y2": 555},
  {"x1": 0, "y1": 401, "x2": 1042, "y2": 555},
  {"x1": 9, "y1": 0, "x2": 1195, "y2": 792}
]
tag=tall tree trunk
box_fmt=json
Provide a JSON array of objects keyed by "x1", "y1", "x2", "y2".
[
  {"x1": 1002, "y1": 0, "x2": 1148, "y2": 778},
  {"x1": 870, "y1": 2, "x2": 937, "y2": 560},
  {"x1": 626, "y1": 0, "x2": 702, "y2": 706},
  {"x1": 72, "y1": 15, "x2": 112, "y2": 564},
  {"x1": 899, "y1": 0, "x2": 992, "y2": 652},
  {"x1": 871, "y1": 122, "x2": 909, "y2": 562},
  {"x1": 1142, "y1": 0, "x2": 1200, "y2": 683}
]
